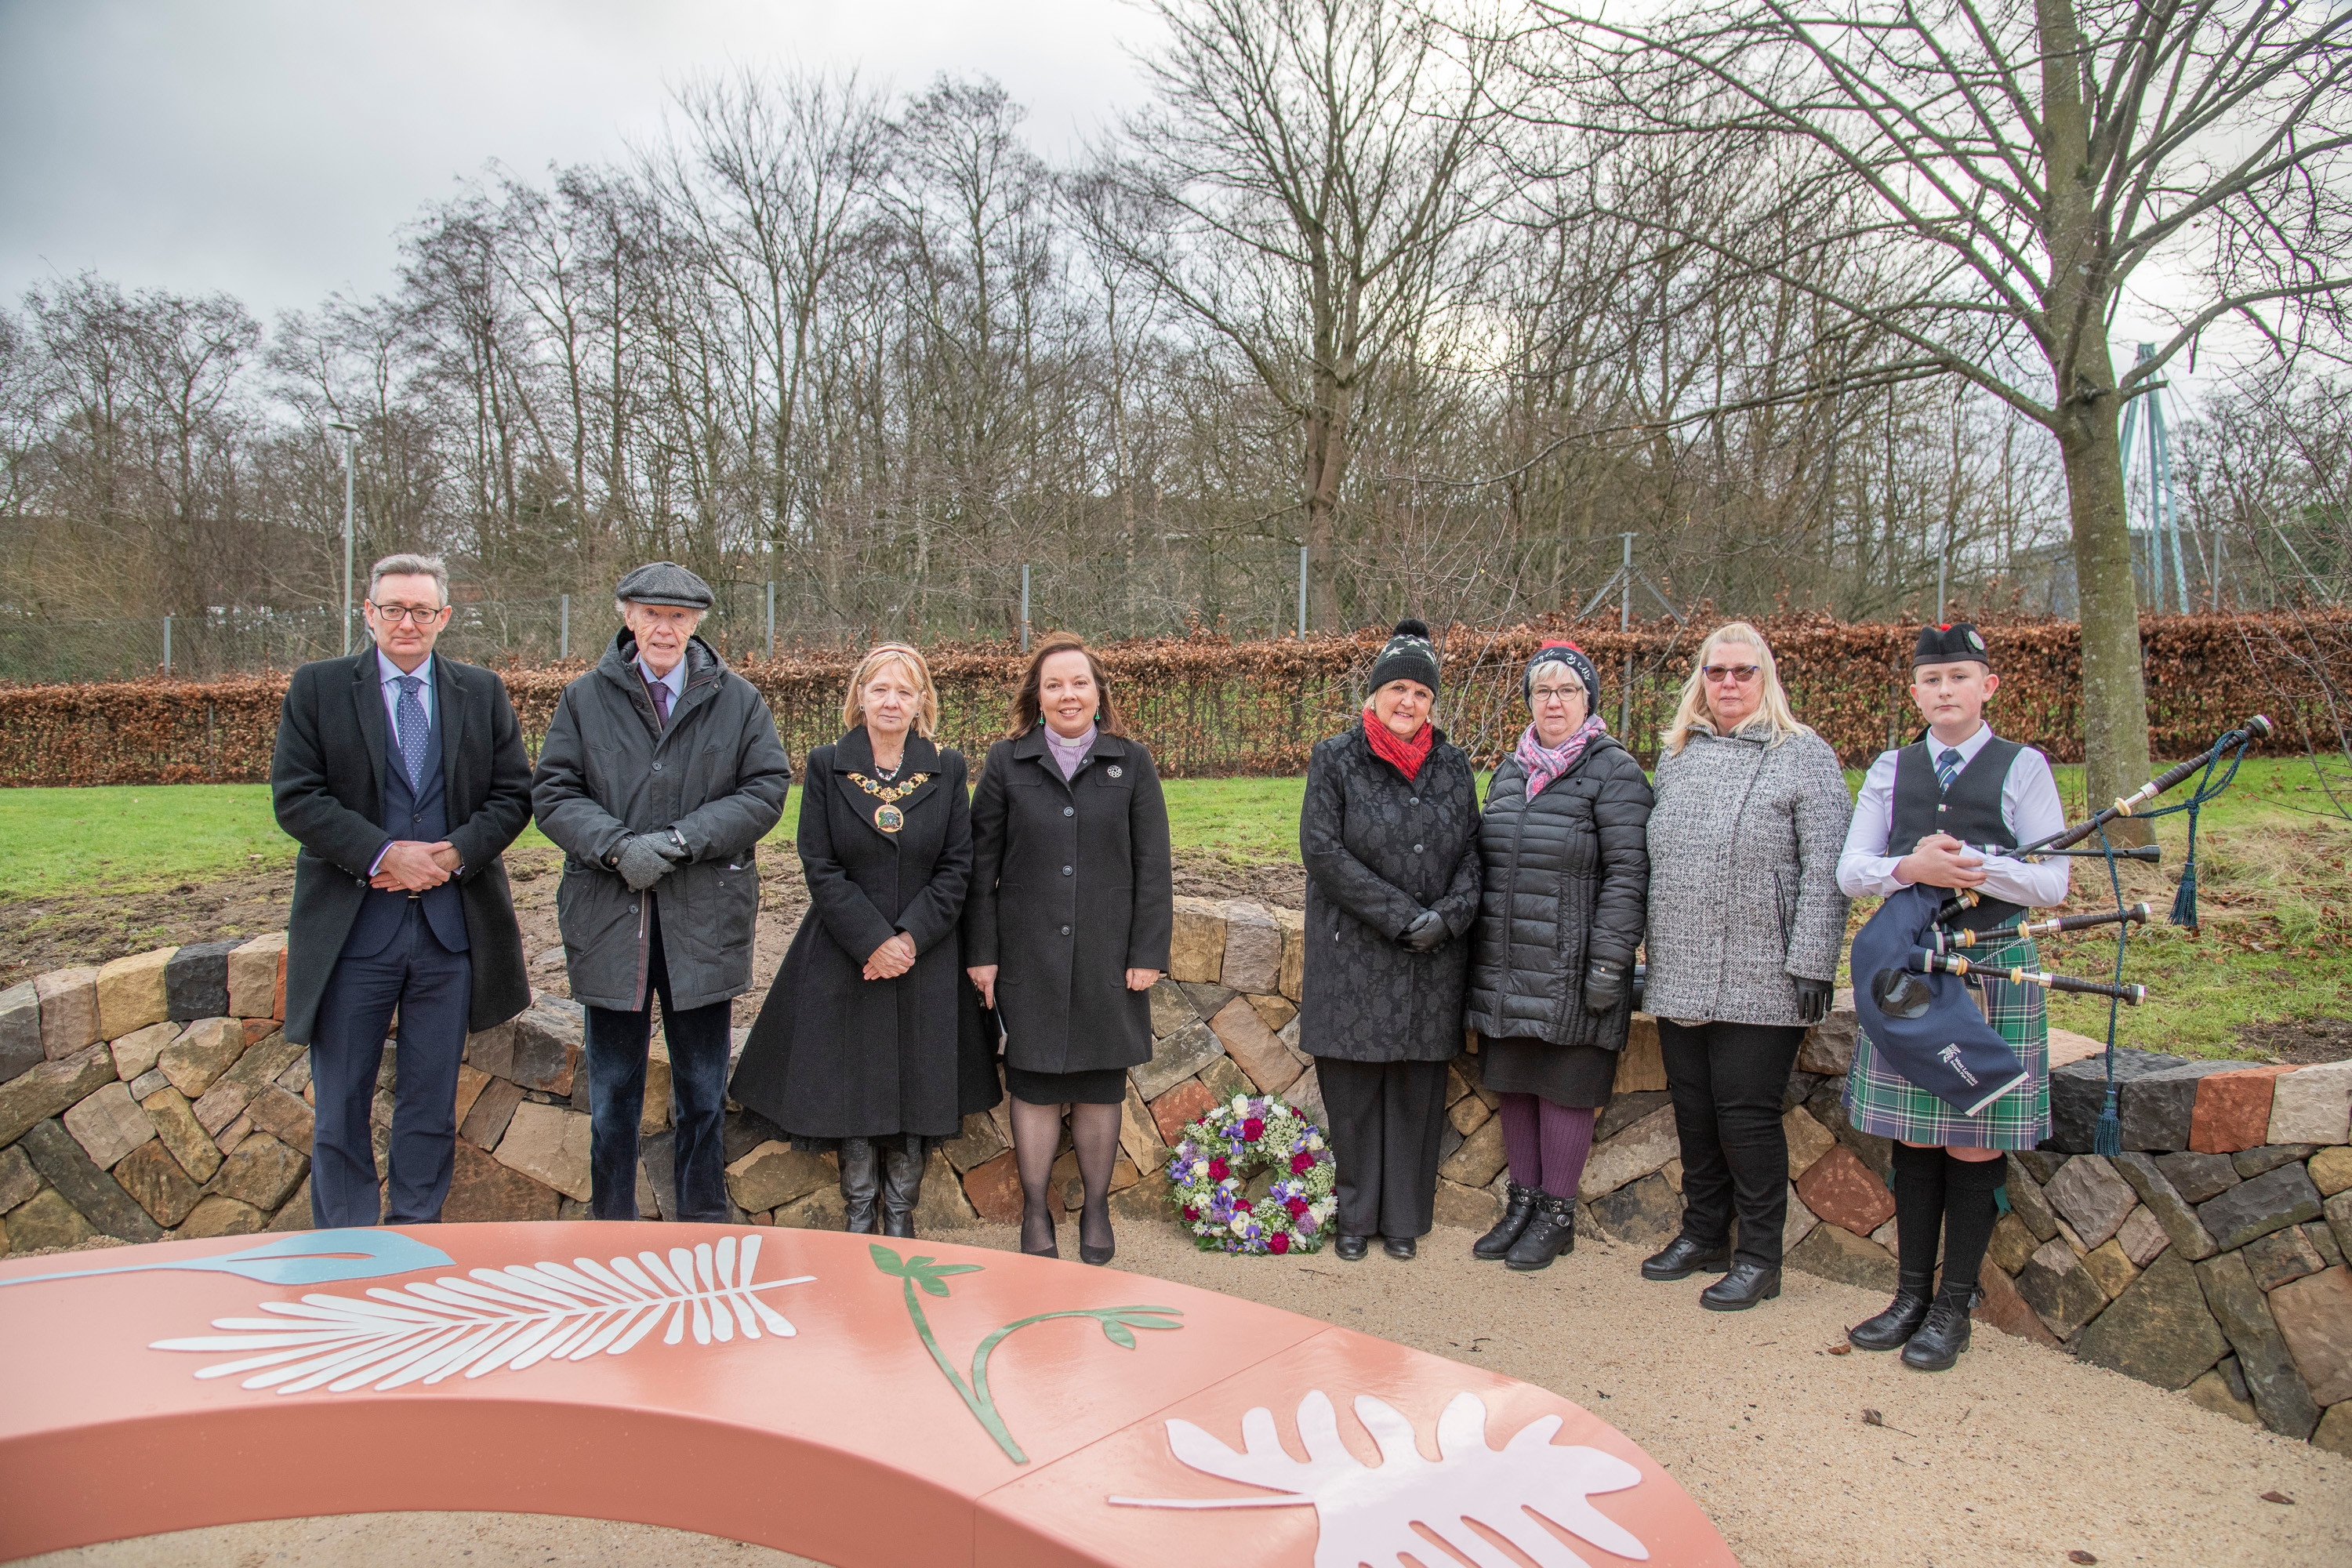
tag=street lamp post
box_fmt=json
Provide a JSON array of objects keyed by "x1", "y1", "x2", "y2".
[{"x1": 328, "y1": 421, "x2": 358, "y2": 654}]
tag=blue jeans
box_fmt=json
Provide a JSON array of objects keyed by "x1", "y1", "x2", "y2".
[{"x1": 584, "y1": 903, "x2": 733, "y2": 1221}]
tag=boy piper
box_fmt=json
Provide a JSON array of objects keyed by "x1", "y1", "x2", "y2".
[{"x1": 1835, "y1": 623, "x2": 2069, "y2": 1370}]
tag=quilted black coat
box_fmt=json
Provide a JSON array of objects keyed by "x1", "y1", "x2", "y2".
[
  {"x1": 1299, "y1": 724, "x2": 1483, "y2": 1064},
  {"x1": 1463, "y1": 735, "x2": 1654, "y2": 1049}
]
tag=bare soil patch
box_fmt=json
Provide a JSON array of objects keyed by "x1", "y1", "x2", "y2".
[{"x1": 2236, "y1": 1014, "x2": 2352, "y2": 1064}]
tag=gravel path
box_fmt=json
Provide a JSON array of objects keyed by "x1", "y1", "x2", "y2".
[{"x1": 31, "y1": 1219, "x2": 2350, "y2": 1568}]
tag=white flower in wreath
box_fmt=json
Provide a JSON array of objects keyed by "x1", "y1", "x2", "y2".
[{"x1": 1232, "y1": 1094, "x2": 1251, "y2": 1114}]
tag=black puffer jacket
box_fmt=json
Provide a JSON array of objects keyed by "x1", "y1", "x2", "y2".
[{"x1": 1464, "y1": 735, "x2": 1653, "y2": 1049}]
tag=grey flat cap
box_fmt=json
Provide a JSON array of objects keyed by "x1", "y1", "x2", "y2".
[{"x1": 615, "y1": 561, "x2": 713, "y2": 609}]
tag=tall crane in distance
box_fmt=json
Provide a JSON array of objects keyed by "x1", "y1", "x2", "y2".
[{"x1": 2118, "y1": 343, "x2": 2192, "y2": 613}]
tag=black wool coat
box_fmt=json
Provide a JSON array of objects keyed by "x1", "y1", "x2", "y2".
[
  {"x1": 963, "y1": 727, "x2": 1174, "y2": 1076},
  {"x1": 1464, "y1": 736, "x2": 1654, "y2": 1050},
  {"x1": 728, "y1": 729, "x2": 1002, "y2": 1143},
  {"x1": 270, "y1": 649, "x2": 533, "y2": 1045},
  {"x1": 1298, "y1": 724, "x2": 1483, "y2": 1064}
]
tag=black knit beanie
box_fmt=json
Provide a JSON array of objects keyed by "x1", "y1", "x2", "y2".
[
  {"x1": 1367, "y1": 618, "x2": 1440, "y2": 694},
  {"x1": 1523, "y1": 640, "x2": 1600, "y2": 709}
]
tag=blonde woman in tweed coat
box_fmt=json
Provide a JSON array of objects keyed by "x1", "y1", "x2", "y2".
[{"x1": 1639, "y1": 622, "x2": 1852, "y2": 1311}]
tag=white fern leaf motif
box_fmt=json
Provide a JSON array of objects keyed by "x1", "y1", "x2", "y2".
[
  {"x1": 151, "y1": 1234, "x2": 813, "y2": 1396},
  {"x1": 1111, "y1": 1388, "x2": 1648, "y2": 1568}
]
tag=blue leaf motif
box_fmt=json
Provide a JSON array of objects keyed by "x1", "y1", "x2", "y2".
[{"x1": 0, "y1": 1229, "x2": 454, "y2": 1290}]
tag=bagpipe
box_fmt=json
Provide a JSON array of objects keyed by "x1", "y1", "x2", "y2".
[{"x1": 1853, "y1": 718, "x2": 2270, "y2": 1143}]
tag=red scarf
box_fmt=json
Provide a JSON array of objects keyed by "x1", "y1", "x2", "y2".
[{"x1": 1363, "y1": 708, "x2": 1435, "y2": 781}]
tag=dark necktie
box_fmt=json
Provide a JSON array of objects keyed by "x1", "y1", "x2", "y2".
[
  {"x1": 649, "y1": 677, "x2": 673, "y2": 729},
  {"x1": 1936, "y1": 746, "x2": 1963, "y2": 793},
  {"x1": 395, "y1": 675, "x2": 428, "y2": 791}
]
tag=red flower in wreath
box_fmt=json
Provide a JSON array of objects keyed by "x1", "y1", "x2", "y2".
[
  {"x1": 1182, "y1": 1205, "x2": 1199, "y2": 1220},
  {"x1": 1289, "y1": 1151, "x2": 1316, "y2": 1174},
  {"x1": 1207, "y1": 1156, "x2": 1230, "y2": 1181},
  {"x1": 1287, "y1": 1196, "x2": 1310, "y2": 1220},
  {"x1": 1268, "y1": 1232, "x2": 1290, "y2": 1254},
  {"x1": 1233, "y1": 1197, "x2": 1253, "y2": 1212},
  {"x1": 1241, "y1": 1116, "x2": 1265, "y2": 1141}
]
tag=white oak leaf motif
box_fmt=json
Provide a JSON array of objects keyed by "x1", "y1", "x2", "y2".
[
  {"x1": 1110, "y1": 1388, "x2": 1647, "y2": 1568},
  {"x1": 151, "y1": 1234, "x2": 812, "y2": 1395}
]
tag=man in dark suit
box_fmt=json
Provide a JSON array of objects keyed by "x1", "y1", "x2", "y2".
[{"x1": 272, "y1": 552, "x2": 532, "y2": 1227}]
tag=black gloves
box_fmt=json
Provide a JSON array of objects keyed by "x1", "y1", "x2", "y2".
[
  {"x1": 1795, "y1": 976, "x2": 1834, "y2": 1025},
  {"x1": 612, "y1": 832, "x2": 688, "y2": 891},
  {"x1": 1583, "y1": 960, "x2": 1626, "y2": 1016},
  {"x1": 1396, "y1": 909, "x2": 1450, "y2": 953}
]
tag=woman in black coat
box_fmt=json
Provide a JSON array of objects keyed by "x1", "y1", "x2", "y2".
[
  {"x1": 964, "y1": 635, "x2": 1173, "y2": 1265},
  {"x1": 1299, "y1": 619, "x2": 1482, "y2": 1263},
  {"x1": 730, "y1": 644, "x2": 1000, "y2": 1236},
  {"x1": 1462, "y1": 641, "x2": 1653, "y2": 1272}
]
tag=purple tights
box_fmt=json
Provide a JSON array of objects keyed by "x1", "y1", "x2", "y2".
[{"x1": 1497, "y1": 1093, "x2": 1597, "y2": 1200}]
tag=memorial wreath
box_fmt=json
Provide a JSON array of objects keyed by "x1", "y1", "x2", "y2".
[{"x1": 1167, "y1": 1091, "x2": 1338, "y2": 1255}]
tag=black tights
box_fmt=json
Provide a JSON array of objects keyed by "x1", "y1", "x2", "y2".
[{"x1": 1011, "y1": 1097, "x2": 1120, "y2": 1254}]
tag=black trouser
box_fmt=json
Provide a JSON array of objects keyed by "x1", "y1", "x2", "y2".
[
  {"x1": 1657, "y1": 1019, "x2": 1806, "y2": 1269},
  {"x1": 1316, "y1": 1057, "x2": 1449, "y2": 1240},
  {"x1": 584, "y1": 903, "x2": 734, "y2": 1222}
]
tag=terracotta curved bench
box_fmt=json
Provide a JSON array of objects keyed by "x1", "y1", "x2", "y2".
[{"x1": 0, "y1": 1224, "x2": 1735, "y2": 1566}]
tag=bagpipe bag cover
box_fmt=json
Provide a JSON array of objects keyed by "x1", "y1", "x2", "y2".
[{"x1": 1851, "y1": 884, "x2": 2034, "y2": 1118}]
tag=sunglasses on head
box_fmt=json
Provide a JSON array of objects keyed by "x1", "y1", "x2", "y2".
[{"x1": 1702, "y1": 663, "x2": 1761, "y2": 684}]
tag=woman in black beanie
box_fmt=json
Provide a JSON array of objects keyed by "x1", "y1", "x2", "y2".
[{"x1": 1298, "y1": 619, "x2": 1483, "y2": 1261}]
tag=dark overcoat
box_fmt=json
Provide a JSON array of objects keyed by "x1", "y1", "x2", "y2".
[
  {"x1": 270, "y1": 649, "x2": 532, "y2": 1045},
  {"x1": 963, "y1": 727, "x2": 1174, "y2": 1075},
  {"x1": 728, "y1": 729, "x2": 1002, "y2": 1142},
  {"x1": 1298, "y1": 724, "x2": 1483, "y2": 1064},
  {"x1": 1463, "y1": 737, "x2": 1654, "y2": 1050},
  {"x1": 531, "y1": 631, "x2": 793, "y2": 1013}
]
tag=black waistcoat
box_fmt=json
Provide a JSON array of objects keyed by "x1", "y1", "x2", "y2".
[
  {"x1": 1891, "y1": 735, "x2": 2026, "y2": 931},
  {"x1": 343, "y1": 688, "x2": 470, "y2": 959}
]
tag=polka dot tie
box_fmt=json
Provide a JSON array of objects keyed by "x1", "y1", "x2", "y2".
[{"x1": 396, "y1": 675, "x2": 428, "y2": 791}]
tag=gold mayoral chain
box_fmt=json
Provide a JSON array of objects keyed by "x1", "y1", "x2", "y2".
[{"x1": 848, "y1": 771, "x2": 931, "y2": 833}]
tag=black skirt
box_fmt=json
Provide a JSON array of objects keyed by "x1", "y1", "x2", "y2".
[
  {"x1": 1478, "y1": 1032, "x2": 1620, "y2": 1109},
  {"x1": 1004, "y1": 1064, "x2": 1130, "y2": 1106}
]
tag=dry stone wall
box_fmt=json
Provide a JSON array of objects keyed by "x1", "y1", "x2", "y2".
[{"x1": 5, "y1": 902, "x2": 2347, "y2": 1456}]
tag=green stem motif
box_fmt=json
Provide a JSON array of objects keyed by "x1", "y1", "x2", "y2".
[{"x1": 869, "y1": 1243, "x2": 1183, "y2": 1464}]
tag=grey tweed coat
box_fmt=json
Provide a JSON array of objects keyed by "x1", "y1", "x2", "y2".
[{"x1": 1642, "y1": 719, "x2": 1852, "y2": 1026}]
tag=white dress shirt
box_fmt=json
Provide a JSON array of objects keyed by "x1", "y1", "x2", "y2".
[{"x1": 1837, "y1": 722, "x2": 2070, "y2": 908}]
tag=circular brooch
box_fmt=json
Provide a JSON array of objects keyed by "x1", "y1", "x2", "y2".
[
  {"x1": 1165, "y1": 1091, "x2": 1337, "y2": 1255},
  {"x1": 873, "y1": 804, "x2": 904, "y2": 833}
]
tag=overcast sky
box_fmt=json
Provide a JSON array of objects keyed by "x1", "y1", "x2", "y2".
[{"x1": 0, "y1": 0, "x2": 1159, "y2": 321}]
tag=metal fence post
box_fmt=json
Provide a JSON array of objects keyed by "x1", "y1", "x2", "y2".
[
  {"x1": 162, "y1": 615, "x2": 172, "y2": 676},
  {"x1": 766, "y1": 581, "x2": 775, "y2": 659},
  {"x1": 559, "y1": 594, "x2": 569, "y2": 659},
  {"x1": 1020, "y1": 564, "x2": 1032, "y2": 652},
  {"x1": 1298, "y1": 545, "x2": 1308, "y2": 638}
]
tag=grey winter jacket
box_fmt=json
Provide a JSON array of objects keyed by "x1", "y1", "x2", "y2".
[
  {"x1": 532, "y1": 631, "x2": 793, "y2": 1012},
  {"x1": 1642, "y1": 719, "x2": 1851, "y2": 1026}
]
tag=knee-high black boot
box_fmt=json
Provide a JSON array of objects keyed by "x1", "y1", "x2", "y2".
[
  {"x1": 838, "y1": 1138, "x2": 880, "y2": 1235},
  {"x1": 880, "y1": 1139, "x2": 925, "y2": 1239}
]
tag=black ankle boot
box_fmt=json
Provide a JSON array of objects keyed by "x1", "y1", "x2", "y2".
[
  {"x1": 1699, "y1": 1260, "x2": 1781, "y2": 1311},
  {"x1": 1849, "y1": 1272, "x2": 1935, "y2": 1351},
  {"x1": 1900, "y1": 1285, "x2": 1980, "y2": 1371},
  {"x1": 1642, "y1": 1233, "x2": 1730, "y2": 1281},
  {"x1": 838, "y1": 1138, "x2": 880, "y2": 1235},
  {"x1": 1504, "y1": 1193, "x2": 1577, "y2": 1272},
  {"x1": 879, "y1": 1141, "x2": 924, "y2": 1239},
  {"x1": 1474, "y1": 1183, "x2": 1539, "y2": 1260}
]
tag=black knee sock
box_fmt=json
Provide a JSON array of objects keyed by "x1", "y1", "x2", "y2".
[
  {"x1": 1889, "y1": 1142, "x2": 1947, "y2": 1290},
  {"x1": 1938, "y1": 1153, "x2": 2006, "y2": 1299}
]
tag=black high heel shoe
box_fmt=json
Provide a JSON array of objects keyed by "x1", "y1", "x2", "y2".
[
  {"x1": 1080, "y1": 1202, "x2": 1116, "y2": 1266},
  {"x1": 1019, "y1": 1200, "x2": 1059, "y2": 1259}
]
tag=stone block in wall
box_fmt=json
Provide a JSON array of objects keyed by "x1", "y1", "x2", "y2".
[
  {"x1": 2242, "y1": 1225, "x2": 2328, "y2": 1293},
  {"x1": 1611, "y1": 1016, "x2": 1666, "y2": 1094},
  {"x1": 215, "y1": 1132, "x2": 309, "y2": 1212},
  {"x1": 268, "y1": 1181, "x2": 312, "y2": 1230},
  {"x1": 2049, "y1": 1051, "x2": 2190, "y2": 1154},
  {"x1": 243, "y1": 1087, "x2": 314, "y2": 1152},
  {"x1": 494, "y1": 1102, "x2": 594, "y2": 1202},
  {"x1": 2011, "y1": 1149, "x2": 2066, "y2": 1184},
  {"x1": 1196, "y1": 1054, "x2": 1250, "y2": 1105},
  {"x1": 1973, "y1": 1265, "x2": 2060, "y2": 1347},
  {"x1": 0, "y1": 1145, "x2": 38, "y2": 1212},
  {"x1": 0, "y1": 982, "x2": 42, "y2": 1081},
  {"x1": 2117, "y1": 1205, "x2": 2171, "y2": 1268},
  {"x1": 158, "y1": 1018, "x2": 246, "y2": 1102},
  {"x1": 1988, "y1": 1211, "x2": 2038, "y2": 1276},
  {"x1": 1587, "y1": 1171, "x2": 1681, "y2": 1247},
  {"x1": 724, "y1": 1141, "x2": 833, "y2": 1214},
  {"x1": 1580, "y1": 1105, "x2": 1677, "y2": 1200},
  {"x1": 1147, "y1": 980, "x2": 1197, "y2": 1039},
  {"x1": 1248, "y1": 994, "x2": 1297, "y2": 1034},
  {"x1": 2190, "y1": 1065, "x2": 2294, "y2": 1155},
  {"x1": 2115, "y1": 1060, "x2": 2239, "y2": 1151},
  {"x1": 641, "y1": 1038, "x2": 670, "y2": 1134},
  {"x1": 5, "y1": 1187, "x2": 94, "y2": 1251},
  {"x1": 1783, "y1": 1181, "x2": 1820, "y2": 1254},
  {"x1": 35, "y1": 968, "x2": 101, "y2": 1061},
  {"x1": 459, "y1": 1077, "x2": 525, "y2": 1150},
  {"x1": 1795, "y1": 1006, "x2": 1857, "y2": 1076},
  {"x1": 1438, "y1": 1116, "x2": 1506, "y2": 1189},
  {"x1": 1180, "y1": 982, "x2": 1236, "y2": 1020},
  {"x1": 2071, "y1": 1250, "x2": 2227, "y2": 1389},
  {"x1": 63, "y1": 1082, "x2": 156, "y2": 1170},
  {"x1": 1596, "y1": 1090, "x2": 1668, "y2": 1145},
  {"x1": 451, "y1": 1064, "x2": 491, "y2": 1133},
  {"x1": 109, "y1": 1022, "x2": 176, "y2": 1083},
  {"x1": 2045, "y1": 1155, "x2": 2136, "y2": 1249},
  {"x1": 16, "y1": 1118, "x2": 162, "y2": 1242},
  {"x1": 1796, "y1": 1144, "x2": 1896, "y2": 1238},
  {"x1": 1446, "y1": 1091, "x2": 1490, "y2": 1138},
  {"x1": 1054, "y1": 1149, "x2": 1139, "y2": 1213},
  {"x1": 2313, "y1": 1401, "x2": 2352, "y2": 1459},
  {"x1": 1783, "y1": 1105, "x2": 1835, "y2": 1181},
  {"x1": 1118, "y1": 1083, "x2": 1167, "y2": 1176},
  {"x1": 466, "y1": 996, "x2": 585, "y2": 1095},
  {"x1": 1167, "y1": 897, "x2": 1228, "y2": 984},
  {"x1": 1209, "y1": 997, "x2": 1304, "y2": 1095},
  {"x1": 1219, "y1": 902, "x2": 1283, "y2": 995},
  {"x1": 2197, "y1": 1251, "x2": 2321, "y2": 1439},
  {"x1": 95, "y1": 949, "x2": 176, "y2": 1041},
  {"x1": 221, "y1": 1112, "x2": 256, "y2": 1160},
  {"x1": 724, "y1": 1109, "x2": 786, "y2": 1164},
  {"x1": 437, "y1": 1138, "x2": 559, "y2": 1223},
  {"x1": 2198, "y1": 1162, "x2": 2322, "y2": 1252},
  {"x1": 640, "y1": 1130, "x2": 677, "y2": 1221},
  {"x1": 915, "y1": 1146, "x2": 977, "y2": 1230},
  {"x1": 1432, "y1": 1176, "x2": 1499, "y2": 1232},
  {"x1": 140, "y1": 1087, "x2": 222, "y2": 1183},
  {"x1": 2267, "y1": 1264, "x2": 2352, "y2": 1407},
  {"x1": 2317, "y1": 1147, "x2": 2352, "y2": 1199},
  {"x1": 128, "y1": 1069, "x2": 170, "y2": 1101},
  {"x1": 1282, "y1": 1058, "x2": 1326, "y2": 1128},
  {"x1": 2156, "y1": 1150, "x2": 2240, "y2": 1203},
  {"x1": 2233, "y1": 1144, "x2": 2313, "y2": 1179},
  {"x1": 111, "y1": 1139, "x2": 202, "y2": 1228},
  {"x1": 2081, "y1": 1238, "x2": 2139, "y2": 1299},
  {"x1": 961, "y1": 1149, "x2": 1024, "y2": 1225},
  {"x1": 1786, "y1": 1219, "x2": 1896, "y2": 1294},
  {"x1": 191, "y1": 1030, "x2": 300, "y2": 1136},
  {"x1": 2268, "y1": 1061, "x2": 2352, "y2": 1146},
  {"x1": 2017, "y1": 1236, "x2": 2107, "y2": 1338},
  {"x1": 1804, "y1": 1078, "x2": 1892, "y2": 1182},
  {"x1": 176, "y1": 1195, "x2": 267, "y2": 1238},
  {"x1": 1273, "y1": 906, "x2": 1305, "y2": 1002},
  {"x1": 2310, "y1": 1218, "x2": 2345, "y2": 1270},
  {"x1": 0, "y1": 1045, "x2": 116, "y2": 1149},
  {"x1": 1149, "y1": 1078, "x2": 1218, "y2": 1145},
  {"x1": 944, "y1": 1109, "x2": 1011, "y2": 1173},
  {"x1": 2184, "y1": 1358, "x2": 2262, "y2": 1425},
  {"x1": 2111, "y1": 1152, "x2": 2218, "y2": 1261},
  {"x1": 1131, "y1": 1020, "x2": 1224, "y2": 1102},
  {"x1": 227, "y1": 934, "x2": 287, "y2": 1021},
  {"x1": 165, "y1": 941, "x2": 240, "y2": 1022}
]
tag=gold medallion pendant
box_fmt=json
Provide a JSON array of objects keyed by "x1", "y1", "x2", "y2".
[
  {"x1": 848, "y1": 769, "x2": 931, "y2": 837},
  {"x1": 874, "y1": 803, "x2": 905, "y2": 833}
]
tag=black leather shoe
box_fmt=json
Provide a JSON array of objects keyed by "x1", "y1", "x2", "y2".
[
  {"x1": 1474, "y1": 1183, "x2": 1539, "y2": 1260},
  {"x1": 1849, "y1": 1275, "x2": 1935, "y2": 1351},
  {"x1": 1334, "y1": 1234, "x2": 1370, "y2": 1261},
  {"x1": 838, "y1": 1138, "x2": 880, "y2": 1236},
  {"x1": 1901, "y1": 1289, "x2": 1979, "y2": 1371},
  {"x1": 1382, "y1": 1235, "x2": 1417, "y2": 1261},
  {"x1": 1642, "y1": 1234, "x2": 1731, "y2": 1281},
  {"x1": 879, "y1": 1141, "x2": 924, "y2": 1239},
  {"x1": 1699, "y1": 1261, "x2": 1781, "y2": 1311},
  {"x1": 1504, "y1": 1193, "x2": 1577, "y2": 1272}
]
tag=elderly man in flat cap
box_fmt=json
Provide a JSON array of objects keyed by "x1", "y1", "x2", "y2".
[{"x1": 532, "y1": 562, "x2": 793, "y2": 1221}]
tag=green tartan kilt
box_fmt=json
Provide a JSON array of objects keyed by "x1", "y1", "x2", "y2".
[{"x1": 1845, "y1": 935, "x2": 2049, "y2": 1149}]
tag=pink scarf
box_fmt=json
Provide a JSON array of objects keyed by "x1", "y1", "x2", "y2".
[{"x1": 1515, "y1": 715, "x2": 1604, "y2": 800}]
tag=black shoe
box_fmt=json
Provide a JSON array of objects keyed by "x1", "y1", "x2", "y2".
[
  {"x1": 1334, "y1": 1234, "x2": 1370, "y2": 1261},
  {"x1": 1901, "y1": 1288, "x2": 1979, "y2": 1371},
  {"x1": 1699, "y1": 1261, "x2": 1781, "y2": 1311},
  {"x1": 1019, "y1": 1199, "x2": 1059, "y2": 1259},
  {"x1": 838, "y1": 1138, "x2": 880, "y2": 1236},
  {"x1": 1848, "y1": 1274, "x2": 1935, "y2": 1351},
  {"x1": 1382, "y1": 1235, "x2": 1417, "y2": 1261},
  {"x1": 1504, "y1": 1193, "x2": 1577, "y2": 1272},
  {"x1": 1474, "y1": 1183, "x2": 1539, "y2": 1260},
  {"x1": 1080, "y1": 1199, "x2": 1115, "y2": 1266},
  {"x1": 1642, "y1": 1234, "x2": 1731, "y2": 1281},
  {"x1": 879, "y1": 1141, "x2": 924, "y2": 1239}
]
